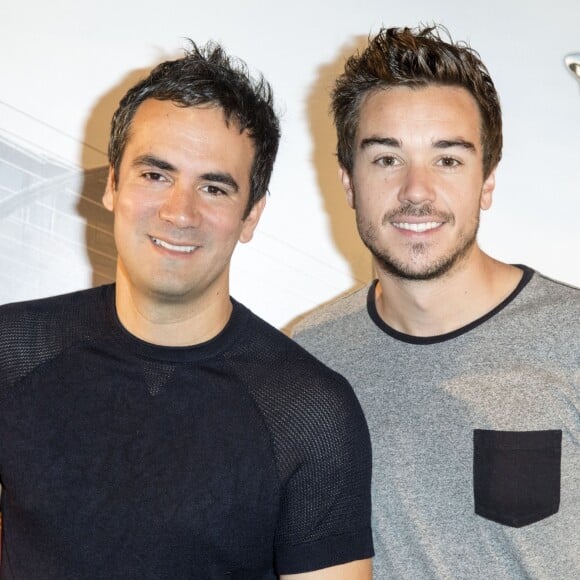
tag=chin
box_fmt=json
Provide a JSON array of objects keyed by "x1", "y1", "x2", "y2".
[
  {"x1": 376, "y1": 256, "x2": 447, "y2": 280},
  {"x1": 366, "y1": 232, "x2": 477, "y2": 282},
  {"x1": 376, "y1": 244, "x2": 475, "y2": 281}
]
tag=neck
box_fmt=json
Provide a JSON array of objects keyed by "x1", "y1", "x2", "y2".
[
  {"x1": 374, "y1": 248, "x2": 523, "y2": 337},
  {"x1": 114, "y1": 277, "x2": 232, "y2": 347}
]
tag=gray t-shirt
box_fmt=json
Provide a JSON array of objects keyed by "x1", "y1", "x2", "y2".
[{"x1": 293, "y1": 267, "x2": 579, "y2": 579}]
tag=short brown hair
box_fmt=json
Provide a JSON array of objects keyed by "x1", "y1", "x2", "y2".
[{"x1": 333, "y1": 25, "x2": 502, "y2": 178}]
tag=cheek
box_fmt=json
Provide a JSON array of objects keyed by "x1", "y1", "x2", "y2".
[
  {"x1": 355, "y1": 186, "x2": 389, "y2": 219},
  {"x1": 358, "y1": 172, "x2": 400, "y2": 199},
  {"x1": 202, "y1": 209, "x2": 245, "y2": 242},
  {"x1": 116, "y1": 195, "x2": 158, "y2": 225},
  {"x1": 455, "y1": 196, "x2": 483, "y2": 226}
]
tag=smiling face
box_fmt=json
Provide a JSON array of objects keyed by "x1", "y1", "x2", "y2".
[
  {"x1": 103, "y1": 99, "x2": 264, "y2": 309},
  {"x1": 341, "y1": 85, "x2": 496, "y2": 281}
]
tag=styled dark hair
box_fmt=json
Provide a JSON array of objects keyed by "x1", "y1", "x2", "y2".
[
  {"x1": 333, "y1": 25, "x2": 502, "y2": 178},
  {"x1": 108, "y1": 40, "x2": 280, "y2": 215}
]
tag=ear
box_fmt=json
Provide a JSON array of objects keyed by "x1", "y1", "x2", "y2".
[
  {"x1": 102, "y1": 166, "x2": 116, "y2": 212},
  {"x1": 480, "y1": 167, "x2": 496, "y2": 211},
  {"x1": 339, "y1": 166, "x2": 355, "y2": 209},
  {"x1": 239, "y1": 195, "x2": 267, "y2": 244}
]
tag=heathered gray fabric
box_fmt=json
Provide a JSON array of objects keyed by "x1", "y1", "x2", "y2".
[{"x1": 293, "y1": 268, "x2": 579, "y2": 580}]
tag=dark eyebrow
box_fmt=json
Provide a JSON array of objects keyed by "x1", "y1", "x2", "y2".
[
  {"x1": 360, "y1": 137, "x2": 401, "y2": 149},
  {"x1": 359, "y1": 136, "x2": 477, "y2": 154},
  {"x1": 200, "y1": 172, "x2": 239, "y2": 193},
  {"x1": 132, "y1": 154, "x2": 176, "y2": 172},
  {"x1": 433, "y1": 139, "x2": 476, "y2": 152}
]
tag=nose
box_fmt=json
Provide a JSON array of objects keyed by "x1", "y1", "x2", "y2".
[
  {"x1": 397, "y1": 163, "x2": 436, "y2": 205},
  {"x1": 158, "y1": 185, "x2": 201, "y2": 228}
]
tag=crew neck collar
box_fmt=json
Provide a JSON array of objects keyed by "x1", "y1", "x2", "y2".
[
  {"x1": 367, "y1": 265, "x2": 534, "y2": 345},
  {"x1": 101, "y1": 285, "x2": 248, "y2": 362}
]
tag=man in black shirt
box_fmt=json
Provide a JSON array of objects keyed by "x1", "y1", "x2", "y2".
[{"x1": 0, "y1": 41, "x2": 373, "y2": 579}]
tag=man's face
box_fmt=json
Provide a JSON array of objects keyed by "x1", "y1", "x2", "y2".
[
  {"x1": 341, "y1": 85, "x2": 496, "y2": 281},
  {"x1": 103, "y1": 99, "x2": 263, "y2": 306}
]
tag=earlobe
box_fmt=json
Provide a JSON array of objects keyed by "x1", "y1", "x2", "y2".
[
  {"x1": 340, "y1": 167, "x2": 355, "y2": 209},
  {"x1": 480, "y1": 168, "x2": 496, "y2": 211},
  {"x1": 102, "y1": 166, "x2": 116, "y2": 212},
  {"x1": 239, "y1": 195, "x2": 266, "y2": 244}
]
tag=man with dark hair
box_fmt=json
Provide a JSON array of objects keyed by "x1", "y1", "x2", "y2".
[
  {"x1": 293, "y1": 25, "x2": 579, "y2": 579},
  {"x1": 0, "y1": 42, "x2": 373, "y2": 579}
]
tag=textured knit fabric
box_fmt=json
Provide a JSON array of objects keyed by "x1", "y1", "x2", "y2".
[
  {"x1": 0, "y1": 285, "x2": 373, "y2": 580},
  {"x1": 293, "y1": 267, "x2": 579, "y2": 580}
]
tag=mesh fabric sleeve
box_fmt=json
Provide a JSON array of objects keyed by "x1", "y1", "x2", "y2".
[{"x1": 234, "y1": 332, "x2": 374, "y2": 574}]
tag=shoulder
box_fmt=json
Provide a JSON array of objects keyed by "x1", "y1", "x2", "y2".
[
  {"x1": 0, "y1": 285, "x2": 113, "y2": 346},
  {"x1": 511, "y1": 270, "x2": 580, "y2": 328},
  {"x1": 0, "y1": 286, "x2": 114, "y2": 387},
  {"x1": 236, "y1": 300, "x2": 330, "y2": 367},
  {"x1": 289, "y1": 285, "x2": 372, "y2": 366},
  {"x1": 485, "y1": 269, "x2": 580, "y2": 363},
  {"x1": 239, "y1": 302, "x2": 360, "y2": 400},
  {"x1": 292, "y1": 284, "x2": 370, "y2": 337},
  {"x1": 526, "y1": 270, "x2": 580, "y2": 301},
  {"x1": 0, "y1": 285, "x2": 111, "y2": 322},
  {"x1": 233, "y1": 301, "x2": 369, "y2": 443}
]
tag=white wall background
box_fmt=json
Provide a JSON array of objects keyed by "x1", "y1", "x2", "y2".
[{"x1": 1, "y1": 0, "x2": 579, "y2": 330}]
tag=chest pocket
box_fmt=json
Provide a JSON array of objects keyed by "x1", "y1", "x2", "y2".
[{"x1": 473, "y1": 429, "x2": 562, "y2": 527}]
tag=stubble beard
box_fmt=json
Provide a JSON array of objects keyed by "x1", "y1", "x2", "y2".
[{"x1": 356, "y1": 204, "x2": 480, "y2": 282}]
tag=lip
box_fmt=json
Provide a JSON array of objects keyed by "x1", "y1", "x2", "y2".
[{"x1": 149, "y1": 235, "x2": 199, "y2": 254}]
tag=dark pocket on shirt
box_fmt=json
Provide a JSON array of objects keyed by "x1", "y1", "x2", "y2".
[{"x1": 473, "y1": 429, "x2": 562, "y2": 528}]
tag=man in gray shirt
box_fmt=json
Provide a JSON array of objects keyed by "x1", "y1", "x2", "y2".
[{"x1": 293, "y1": 25, "x2": 579, "y2": 579}]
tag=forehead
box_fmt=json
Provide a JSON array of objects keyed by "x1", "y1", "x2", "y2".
[
  {"x1": 356, "y1": 85, "x2": 482, "y2": 146},
  {"x1": 123, "y1": 99, "x2": 255, "y2": 174}
]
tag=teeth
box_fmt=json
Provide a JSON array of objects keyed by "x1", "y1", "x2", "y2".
[
  {"x1": 393, "y1": 221, "x2": 441, "y2": 233},
  {"x1": 152, "y1": 237, "x2": 197, "y2": 253}
]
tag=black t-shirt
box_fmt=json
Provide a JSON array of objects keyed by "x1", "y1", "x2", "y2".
[{"x1": 0, "y1": 286, "x2": 372, "y2": 579}]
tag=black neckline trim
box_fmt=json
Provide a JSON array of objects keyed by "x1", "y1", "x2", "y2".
[
  {"x1": 366, "y1": 265, "x2": 534, "y2": 344},
  {"x1": 101, "y1": 284, "x2": 249, "y2": 362}
]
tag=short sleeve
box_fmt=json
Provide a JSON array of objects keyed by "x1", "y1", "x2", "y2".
[{"x1": 250, "y1": 358, "x2": 374, "y2": 574}]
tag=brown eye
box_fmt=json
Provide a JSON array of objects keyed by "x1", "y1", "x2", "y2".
[
  {"x1": 202, "y1": 184, "x2": 227, "y2": 196},
  {"x1": 439, "y1": 157, "x2": 461, "y2": 168},
  {"x1": 375, "y1": 156, "x2": 399, "y2": 167},
  {"x1": 143, "y1": 172, "x2": 165, "y2": 181}
]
